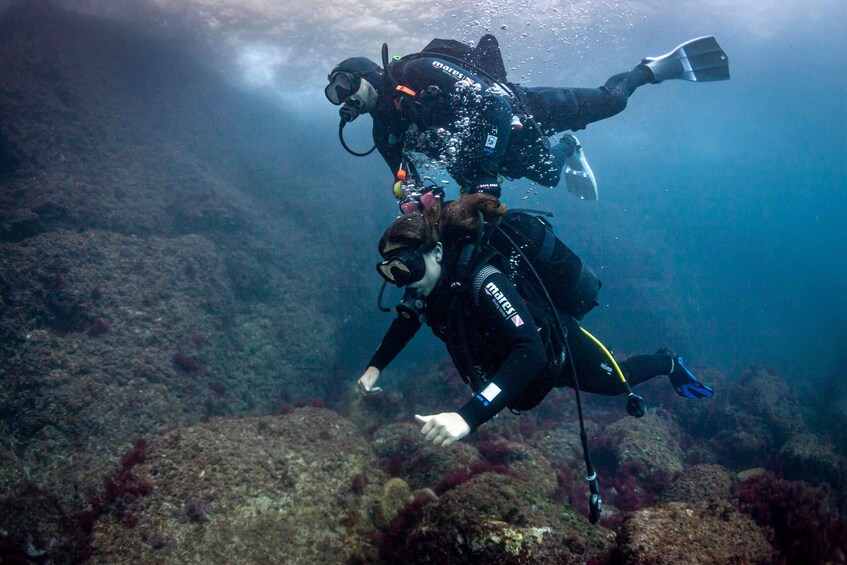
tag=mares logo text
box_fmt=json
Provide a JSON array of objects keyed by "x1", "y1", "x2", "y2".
[
  {"x1": 485, "y1": 281, "x2": 516, "y2": 319},
  {"x1": 432, "y1": 61, "x2": 479, "y2": 86}
]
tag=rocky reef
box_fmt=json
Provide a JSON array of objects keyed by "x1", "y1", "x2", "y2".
[
  {"x1": 89, "y1": 408, "x2": 384, "y2": 564},
  {"x1": 1, "y1": 2, "x2": 845, "y2": 564},
  {"x1": 619, "y1": 500, "x2": 771, "y2": 565},
  {"x1": 0, "y1": 0, "x2": 371, "y2": 513}
]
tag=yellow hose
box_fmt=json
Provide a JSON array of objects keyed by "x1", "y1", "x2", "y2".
[{"x1": 579, "y1": 327, "x2": 631, "y2": 388}]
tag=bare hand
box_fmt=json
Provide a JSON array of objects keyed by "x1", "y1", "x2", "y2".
[
  {"x1": 357, "y1": 366, "x2": 382, "y2": 395},
  {"x1": 415, "y1": 413, "x2": 470, "y2": 447}
]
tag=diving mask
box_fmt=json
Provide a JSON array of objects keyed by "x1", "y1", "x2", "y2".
[
  {"x1": 325, "y1": 71, "x2": 360, "y2": 106},
  {"x1": 376, "y1": 244, "x2": 432, "y2": 287}
]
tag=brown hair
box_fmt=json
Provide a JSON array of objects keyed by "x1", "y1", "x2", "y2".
[
  {"x1": 439, "y1": 193, "x2": 507, "y2": 246},
  {"x1": 377, "y1": 194, "x2": 506, "y2": 257},
  {"x1": 377, "y1": 208, "x2": 438, "y2": 257}
]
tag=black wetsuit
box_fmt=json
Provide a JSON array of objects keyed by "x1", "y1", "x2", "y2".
[
  {"x1": 372, "y1": 56, "x2": 653, "y2": 190},
  {"x1": 368, "y1": 258, "x2": 672, "y2": 431}
]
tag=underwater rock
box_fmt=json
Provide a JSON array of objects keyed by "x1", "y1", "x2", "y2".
[
  {"x1": 604, "y1": 410, "x2": 685, "y2": 476},
  {"x1": 733, "y1": 471, "x2": 847, "y2": 564},
  {"x1": 734, "y1": 367, "x2": 806, "y2": 438},
  {"x1": 471, "y1": 439, "x2": 557, "y2": 495},
  {"x1": 372, "y1": 477, "x2": 438, "y2": 531},
  {"x1": 371, "y1": 424, "x2": 557, "y2": 496},
  {"x1": 373, "y1": 477, "x2": 413, "y2": 530},
  {"x1": 343, "y1": 387, "x2": 410, "y2": 433},
  {"x1": 805, "y1": 371, "x2": 847, "y2": 457},
  {"x1": 1, "y1": 230, "x2": 238, "y2": 487},
  {"x1": 710, "y1": 421, "x2": 772, "y2": 468},
  {"x1": 0, "y1": 209, "x2": 43, "y2": 242},
  {"x1": 619, "y1": 500, "x2": 771, "y2": 564},
  {"x1": 0, "y1": 0, "x2": 359, "y2": 528},
  {"x1": 660, "y1": 464, "x2": 734, "y2": 505},
  {"x1": 736, "y1": 467, "x2": 768, "y2": 481},
  {"x1": 527, "y1": 419, "x2": 600, "y2": 468},
  {"x1": 89, "y1": 408, "x2": 385, "y2": 564},
  {"x1": 372, "y1": 422, "x2": 484, "y2": 490},
  {"x1": 675, "y1": 366, "x2": 805, "y2": 469},
  {"x1": 703, "y1": 366, "x2": 813, "y2": 469},
  {"x1": 0, "y1": 484, "x2": 77, "y2": 563},
  {"x1": 383, "y1": 472, "x2": 615, "y2": 564},
  {"x1": 0, "y1": 444, "x2": 26, "y2": 496},
  {"x1": 779, "y1": 433, "x2": 844, "y2": 487}
]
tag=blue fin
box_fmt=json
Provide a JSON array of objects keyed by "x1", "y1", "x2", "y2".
[{"x1": 670, "y1": 356, "x2": 714, "y2": 399}]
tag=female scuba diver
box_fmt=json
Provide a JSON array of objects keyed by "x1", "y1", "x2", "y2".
[{"x1": 358, "y1": 194, "x2": 713, "y2": 448}]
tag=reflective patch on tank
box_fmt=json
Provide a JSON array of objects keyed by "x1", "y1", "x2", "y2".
[
  {"x1": 484, "y1": 134, "x2": 498, "y2": 153},
  {"x1": 600, "y1": 362, "x2": 613, "y2": 374}
]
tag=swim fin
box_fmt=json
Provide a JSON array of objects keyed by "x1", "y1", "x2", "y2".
[
  {"x1": 561, "y1": 134, "x2": 598, "y2": 201},
  {"x1": 658, "y1": 349, "x2": 715, "y2": 399},
  {"x1": 642, "y1": 36, "x2": 730, "y2": 83}
]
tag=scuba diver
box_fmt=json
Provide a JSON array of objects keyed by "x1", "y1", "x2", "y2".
[
  {"x1": 326, "y1": 35, "x2": 729, "y2": 211},
  {"x1": 359, "y1": 194, "x2": 713, "y2": 522}
]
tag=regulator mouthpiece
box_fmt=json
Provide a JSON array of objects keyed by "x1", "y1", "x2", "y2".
[{"x1": 339, "y1": 96, "x2": 364, "y2": 122}]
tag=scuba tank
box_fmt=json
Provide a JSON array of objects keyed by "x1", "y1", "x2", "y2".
[{"x1": 491, "y1": 210, "x2": 601, "y2": 319}]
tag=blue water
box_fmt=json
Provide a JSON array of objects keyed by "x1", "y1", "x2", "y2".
[
  {"x1": 307, "y1": 4, "x2": 847, "y2": 384},
  {"x1": 44, "y1": 0, "x2": 845, "y2": 384},
  {"x1": 2, "y1": 2, "x2": 845, "y2": 560}
]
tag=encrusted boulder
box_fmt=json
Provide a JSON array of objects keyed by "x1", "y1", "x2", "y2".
[
  {"x1": 733, "y1": 472, "x2": 847, "y2": 564},
  {"x1": 732, "y1": 366, "x2": 805, "y2": 439},
  {"x1": 470, "y1": 439, "x2": 558, "y2": 495},
  {"x1": 779, "y1": 433, "x2": 844, "y2": 487},
  {"x1": 660, "y1": 464, "x2": 734, "y2": 505},
  {"x1": 0, "y1": 484, "x2": 77, "y2": 563},
  {"x1": 529, "y1": 420, "x2": 600, "y2": 468},
  {"x1": 371, "y1": 423, "x2": 558, "y2": 496},
  {"x1": 619, "y1": 500, "x2": 771, "y2": 564},
  {"x1": 372, "y1": 477, "x2": 438, "y2": 530},
  {"x1": 604, "y1": 410, "x2": 685, "y2": 476},
  {"x1": 710, "y1": 420, "x2": 772, "y2": 468},
  {"x1": 89, "y1": 408, "x2": 385, "y2": 564},
  {"x1": 706, "y1": 366, "x2": 806, "y2": 467},
  {"x1": 382, "y1": 472, "x2": 615, "y2": 564},
  {"x1": 372, "y1": 422, "x2": 483, "y2": 490}
]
